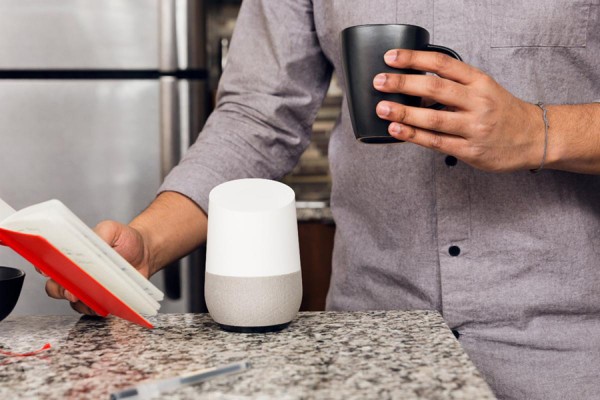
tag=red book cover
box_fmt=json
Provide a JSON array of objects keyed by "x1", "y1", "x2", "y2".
[{"x1": 0, "y1": 228, "x2": 154, "y2": 329}]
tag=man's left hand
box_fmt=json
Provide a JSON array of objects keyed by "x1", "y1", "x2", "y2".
[{"x1": 373, "y1": 49, "x2": 544, "y2": 173}]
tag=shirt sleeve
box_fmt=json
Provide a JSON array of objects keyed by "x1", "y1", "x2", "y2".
[{"x1": 158, "y1": 0, "x2": 332, "y2": 212}]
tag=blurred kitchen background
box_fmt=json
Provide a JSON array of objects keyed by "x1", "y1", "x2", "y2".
[{"x1": 0, "y1": 0, "x2": 340, "y2": 315}]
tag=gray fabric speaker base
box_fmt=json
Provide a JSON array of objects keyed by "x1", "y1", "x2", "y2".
[{"x1": 205, "y1": 271, "x2": 302, "y2": 328}]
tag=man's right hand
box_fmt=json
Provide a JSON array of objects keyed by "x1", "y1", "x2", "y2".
[
  {"x1": 40, "y1": 191, "x2": 208, "y2": 316},
  {"x1": 42, "y1": 220, "x2": 153, "y2": 316}
]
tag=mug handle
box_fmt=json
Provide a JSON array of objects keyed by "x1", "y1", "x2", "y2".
[{"x1": 424, "y1": 44, "x2": 463, "y2": 110}]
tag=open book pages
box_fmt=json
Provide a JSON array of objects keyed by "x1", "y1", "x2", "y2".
[
  {"x1": 0, "y1": 199, "x2": 163, "y2": 316},
  {"x1": 0, "y1": 198, "x2": 16, "y2": 221}
]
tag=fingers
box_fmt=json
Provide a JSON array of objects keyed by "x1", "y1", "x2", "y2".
[
  {"x1": 384, "y1": 49, "x2": 483, "y2": 85},
  {"x1": 45, "y1": 279, "x2": 79, "y2": 302},
  {"x1": 70, "y1": 301, "x2": 97, "y2": 316},
  {"x1": 376, "y1": 101, "x2": 468, "y2": 137},
  {"x1": 45, "y1": 278, "x2": 65, "y2": 300},
  {"x1": 374, "y1": 100, "x2": 470, "y2": 155},
  {"x1": 373, "y1": 73, "x2": 471, "y2": 109},
  {"x1": 45, "y1": 279, "x2": 96, "y2": 315},
  {"x1": 388, "y1": 122, "x2": 466, "y2": 157}
]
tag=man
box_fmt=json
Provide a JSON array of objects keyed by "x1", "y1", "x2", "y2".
[{"x1": 45, "y1": 1, "x2": 600, "y2": 399}]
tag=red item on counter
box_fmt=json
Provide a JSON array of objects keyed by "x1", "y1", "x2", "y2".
[{"x1": 0, "y1": 342, "x2": 52, "y2": 357}]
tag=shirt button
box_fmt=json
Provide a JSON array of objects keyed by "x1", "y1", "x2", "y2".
[
  {"x1": 445, "y1": 156, "x2": 458, "y2": 166},
  {"x1": 449, "y1": 246, "x2": 461, "y2": 256}
]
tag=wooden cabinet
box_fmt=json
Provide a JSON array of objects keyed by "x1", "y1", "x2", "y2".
[{"x1": 298, "y1": 222, "x2": 335, "y2": 311}]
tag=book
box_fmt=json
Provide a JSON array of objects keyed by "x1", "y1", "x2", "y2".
[{"x1": 0, "y1": 197, "x2": 163, "y2": 328}]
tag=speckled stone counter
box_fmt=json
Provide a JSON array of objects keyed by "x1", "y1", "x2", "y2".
[
  {"x1": 0, "y1": 311, "x2": 495, "y2": 399},
  {"x1": 296, "y1": 204, "x2": 333, "y2": 223},
  {"x1": 296, "y1": 201, "x2": 333, "y2": 224}
]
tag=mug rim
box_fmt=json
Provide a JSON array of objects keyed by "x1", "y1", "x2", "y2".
[
  {"x1": 342, "y1": 23, "x2": 429, "y2": 33},
  {"x1": 0, "y1": 266, "x2": 25, "y2": 281}
]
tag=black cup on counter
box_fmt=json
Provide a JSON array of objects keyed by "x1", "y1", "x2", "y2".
[
  {"x1": 341, "y1": 24, "x2": 462, "y2": 144},
  {"x1": 0, "y1": 266, "x2": 25, "y2": 322}
]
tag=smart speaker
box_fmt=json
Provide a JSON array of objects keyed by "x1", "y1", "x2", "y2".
[{"x1": 205, "y1": 178, "x2": 302, "y2": 333}]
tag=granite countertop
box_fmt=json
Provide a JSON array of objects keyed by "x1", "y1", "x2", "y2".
[
  {"x1": 296, "y1": 201, "x2": 333, "y2": 223},
  {"x1": 0, "y1": 311, "x2": 495, "y2": 399}
]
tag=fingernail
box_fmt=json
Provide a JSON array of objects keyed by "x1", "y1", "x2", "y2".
[
  {"x1": 389, "y1": 123, "x2": 402, "y2": 135},
  {"x1": 373, "y1": 74, "x2": 387, "y2": 87},
  {"x1": 64, "y1": 290, "x2": 77, "y2": 303},
  {"x1": 384, "y1": 50, "x2": 398, "y2": 63},
  {"x1": 377, "y1": 104, "x2": 391, "y2": 117}
]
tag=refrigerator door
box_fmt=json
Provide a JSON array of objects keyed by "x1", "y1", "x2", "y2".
[
  {"x1": 0, "y1": 0, "x2": 159, "y2": 70},
  {"x1": 0, "y1": 0, "x2": 205, "y2": 71},
  {"x1": 0, "y1": 79, "x2": 187, "y2": 315}
]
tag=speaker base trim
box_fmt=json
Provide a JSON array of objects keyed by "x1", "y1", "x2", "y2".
[{"x1": 218, "y1": 322, "x2": 291, "y2": 333}]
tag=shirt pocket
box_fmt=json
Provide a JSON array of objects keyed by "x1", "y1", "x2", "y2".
[{"x1": 491, "y1": 0, "x2": 591, "y2": 48}]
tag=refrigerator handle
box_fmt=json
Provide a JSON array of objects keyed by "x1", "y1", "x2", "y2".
[
  {"x1": 159, "y1": 0, "x2": 178, "y2": 72},
  {"x1": 159, "y1": 0, "x2": 206, "y2": 72},
  {"x1": 160, "y1": 76, "x2": 182, "y2": 300}
]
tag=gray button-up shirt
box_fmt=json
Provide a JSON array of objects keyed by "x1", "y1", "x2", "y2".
[{"x1": 161, "y1": 1, "x2": 600, "y2": 399}]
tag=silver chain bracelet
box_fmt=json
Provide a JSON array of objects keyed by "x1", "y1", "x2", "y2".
[{"x1": 530, "y1": 102, "x2": 549, "y2": 174}]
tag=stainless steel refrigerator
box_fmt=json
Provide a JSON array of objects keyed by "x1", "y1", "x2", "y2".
[{"x1": 0, "y1": 0, "x2": 208, "y2": 315}]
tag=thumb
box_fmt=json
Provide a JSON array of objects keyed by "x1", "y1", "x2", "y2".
[
  {"x1": 93, "y1": 220, "x2": 148, "y2": 277},
  {"x1": 94, "y1": 220, "x2": 121, "y2": 247}
]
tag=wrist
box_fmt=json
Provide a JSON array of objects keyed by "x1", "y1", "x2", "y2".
[
  {"x1": 523, "y1": 103, "x2": 600, "y2": 174},
  {"x1": 527, "y1": 102, "x2": 549, "y2": 172},
  {"x1": 129, "y1": 191, "x2": 208, "y2": 276},
  {"x1": 522, "y1": 102, "x2": 546, "y2": 171},
  {"x1": 128, "y1": 219, "x2": 160, "y2": 277},
  {"x1": 539, "y1": 105, "x2": 564, "y2": 170}
]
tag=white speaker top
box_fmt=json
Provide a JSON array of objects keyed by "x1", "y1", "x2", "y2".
[
  {"x1": 209, "y1": 178, "x2": 295, "y2": 213},
  {"x1": 206, "y1": 179, "x2": 301, "y2": 277}
]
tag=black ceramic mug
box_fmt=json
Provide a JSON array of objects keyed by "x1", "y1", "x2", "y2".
[
  {"x1": 341, "y1": 24, "x2": 462, "y2": 144},
  {"x1": 0, "y1": 266, "x2": 25, "y2": 322}
]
